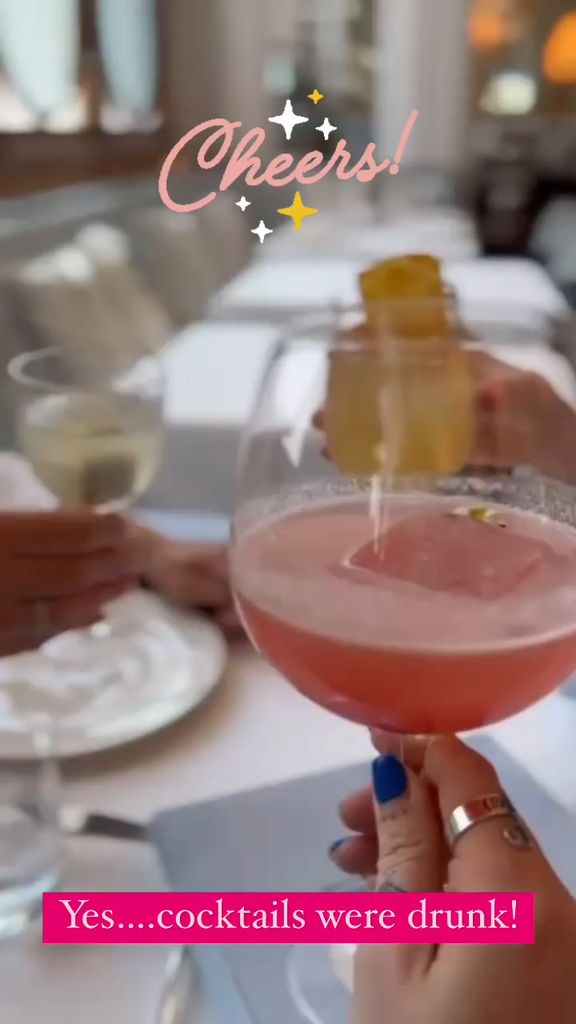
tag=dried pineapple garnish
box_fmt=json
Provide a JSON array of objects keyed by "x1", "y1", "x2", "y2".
[
  {"x1": 360, "y1": 254, "x2": 449, "y2": 338},
  {"x1": 325, "y1": 255, "x2": 473, "y2": 476}
]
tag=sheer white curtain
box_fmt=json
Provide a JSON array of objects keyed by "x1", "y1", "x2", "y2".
[
  {"x1": 95, "y1": 0, "x2": 158, "y2": 115},
  {"x1": 374, "y1": 0, "x2": 470, "y2": 171},
  {"x1": 0, "y1": 0, "x2": 79, "y2": 115}
]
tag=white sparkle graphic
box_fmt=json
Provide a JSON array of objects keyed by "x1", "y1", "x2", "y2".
[
  {"x1": 236, "y1": 195, "x2": 251, "y2": 213},
  {"x1": 316, "y1": 117, "x2": 338, "y2": 141},
  {"x1": 251, "y1": 220, "x2": 274, "y2": 245},
  {"x1": 268, "y1": 99, "x2": 309, "y2": 141}
]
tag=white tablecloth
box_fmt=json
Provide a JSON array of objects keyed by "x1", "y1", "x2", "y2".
[
  {"x1": 211, "y1": 257, "x2": 568, "y2": 323},
  {"x1": 0, "y1": 838, "x2": 170, "y2": 1024},
  {"x1": 260, "y1": 206, "x2": 480, "y2": 263},
  {"x1": 164, "y1": 323, "x2": 280, "y2": 429},
  {"x1": 4, "y1": 646, "x2": 576, "y2": 1023}
]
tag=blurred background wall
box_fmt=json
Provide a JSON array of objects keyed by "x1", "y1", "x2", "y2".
[{"x1": 2, "y1": 1, "x2": 576, "y2": 272}]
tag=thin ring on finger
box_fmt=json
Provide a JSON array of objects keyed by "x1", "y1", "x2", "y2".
[
  {"x1": 376, "y1": 880, "x2": 408, "y2": 893},
  {"x1": 446, "y1": 793, "x2": 533, "y2": 851}
]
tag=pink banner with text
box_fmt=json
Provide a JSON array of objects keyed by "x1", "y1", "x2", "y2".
[{"x1": 43, "y1": 892, "x2": 535, "y2": 945}]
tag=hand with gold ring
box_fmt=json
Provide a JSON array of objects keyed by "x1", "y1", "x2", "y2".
[
  {"x1": 329, "y1": 735, "x2": 576, "y2": 1024},
  {"x1": 0, "y1": 510, "x2": 132, "y2": 656}
]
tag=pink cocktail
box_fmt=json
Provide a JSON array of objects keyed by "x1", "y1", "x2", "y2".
[
  {"x1": 231, "y1": 306, "x2": 576, "y2": 736},
  {"x1": 231, "y1": 305, "x2": 576, "y2": 1015},
  {"x1": 234, "y1": 492, "x2": 576, "y2": 734}
]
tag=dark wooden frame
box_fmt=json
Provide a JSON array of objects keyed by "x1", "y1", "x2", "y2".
[{"x1": 0, "y1": 0, "x2": 169, "y2": 197}]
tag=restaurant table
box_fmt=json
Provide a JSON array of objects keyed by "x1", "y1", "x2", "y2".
[
  {"x1": 3, "y1": 241, "x2": 576, "y2": 1020},
  {"x1": 259, "y1": 206, "x2": 480, "y2": 263},
  {"x1": 0, "y1": 838, "x2": 170, "y2": 1024},
  {"x1": 3, "y1": 456, "x2": 576, "y2": 1020},
  {"x1": 210, "y1": 256, "x2": 568, "y2": 324},
  {"x1": 4, "y1": 639, "x2": 576, "y2": 1024},
  {"x1": 146, "y1": 321, "x2": 280, "y2": 513}
]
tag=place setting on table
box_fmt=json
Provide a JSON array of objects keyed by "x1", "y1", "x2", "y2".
[
  {"x1": 0, "y1": 341, "x2": 231, "y2": 943},
  {"x1": 4, "y1": 250, "x2": 576, "y2": 1024}
]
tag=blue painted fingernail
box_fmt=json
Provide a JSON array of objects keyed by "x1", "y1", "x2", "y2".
[
  {"x1": 372, "y1": 755, "x2": 407, "y2": 804},
  {"x1": 329, "y1": 838, "x2": 348, "y2": 855}
]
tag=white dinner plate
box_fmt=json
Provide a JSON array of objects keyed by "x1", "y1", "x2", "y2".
[{"x1": 0, "y1": 591, "x2": 228, "y2": 760}]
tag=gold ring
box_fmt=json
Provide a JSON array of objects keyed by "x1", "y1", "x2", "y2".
[{"x1": 446, "y1": 793, "x2": 517, "y2": 849}]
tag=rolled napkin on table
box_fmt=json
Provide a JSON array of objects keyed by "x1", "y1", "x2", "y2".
[
  {"x1": 124, "y1": 208, "x2": 223, "y2": 327},
  {"x1": 6, "y1": 228, "x2": 170, "y2": 382},
  {"x1": 75, "y1": 223, "x2": 171, "y2": 359}
]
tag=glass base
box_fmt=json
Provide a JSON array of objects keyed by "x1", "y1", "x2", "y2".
[
  {"x1": 288, "y1": 945, "x2": 353, "y2": 1024},
  {"x1": 288, "y1": 881, "x2": 362, "y2": 1024},
  {"x1": 0, "y1": 867, "x2": 61, "y2": 940}
]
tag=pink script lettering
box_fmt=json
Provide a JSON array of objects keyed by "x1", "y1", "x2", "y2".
[{"x1": 158, "y1": 111, "x2": 419, "y2": 213}]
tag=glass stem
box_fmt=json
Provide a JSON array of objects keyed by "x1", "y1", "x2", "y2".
[{"x1": 30, "y1": 713, "x2": 61, "y2": 822}]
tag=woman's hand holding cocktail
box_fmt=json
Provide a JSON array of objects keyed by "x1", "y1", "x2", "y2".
[
  {"x1": 331, "y1": 735, "x2": 576, "y2": 1024},
  {"x1": 316, "y1": 352, "x2": 576, "y2": 484}
]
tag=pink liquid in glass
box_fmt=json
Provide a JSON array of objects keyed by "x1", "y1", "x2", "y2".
[{"x1": 233, "y1": 494, "x2": 576, "y2": 733}]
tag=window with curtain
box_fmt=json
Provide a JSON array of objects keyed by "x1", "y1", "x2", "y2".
[
  {"x1": 470, "y1": 0, "x2": 576, "y2": 117},
  {"x1": 0, "y1": 0, "x2": 165, "y2": 195},
  {"x1": 264, "y1": 0, "x2": 375, "y2": 107}
]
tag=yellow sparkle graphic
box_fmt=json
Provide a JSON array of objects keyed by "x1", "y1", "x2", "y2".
[
  {"x1": 308, "y1": 89, "x2": 325, "y2": 105},
  {"x1": 277, "y1": 192, "x2": 319, "y2": 232}
]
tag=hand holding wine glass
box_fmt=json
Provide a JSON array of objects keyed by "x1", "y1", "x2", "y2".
[
  {"x1": 0, "y1": 510, "x2": 131, "y2": 657},
  {"x1": 0, "y1": 347, "x2": 166, "y2": 932},
  {"x1": 2, "y1": 346, "x2": 165, "y2": 748},
  {"x1": 134, "y1": 525, "x2": 241, "y2": 635}
]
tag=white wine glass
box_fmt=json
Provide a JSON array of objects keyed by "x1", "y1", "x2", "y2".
[
  {"x1": 9, "y1": 346, "x2": 164, "y2": 514},
  {"x1": 3, "y1": 346, "x2": 165, "y2": 755}
]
